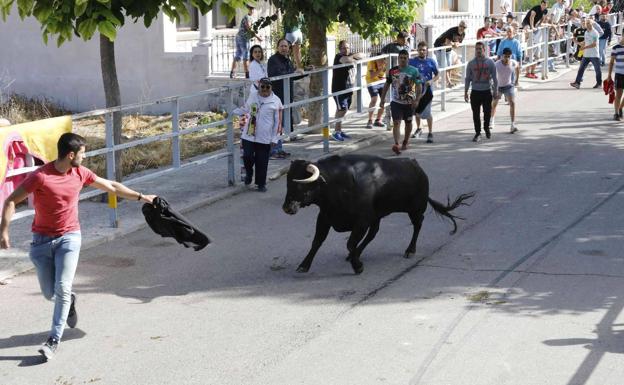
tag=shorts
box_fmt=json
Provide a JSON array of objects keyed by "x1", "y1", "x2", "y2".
[
  {"x1": 334, "y1": 93, "x2": 352, "y2": 111},
  {"x1": 496, "y1": 85, "x2": 515, "y2": 99},
  {"x1": 234, "y1": 34, "x2": 250, "y2": 61},
  {"x1": 390, "y1": 101, "x2": 413, "y2": 123},
  {"x1": 367, "y1": 83, "x2": 384, "y2": 98},
  {"x1": 285, "y1": 30, "x2": 303, "y2": 45},
  {"x1": 615, "y1": 73, "x2": 624, "y2": 89}
]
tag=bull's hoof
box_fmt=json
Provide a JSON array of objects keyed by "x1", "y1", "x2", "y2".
[
  {"x1": 404, "y1": 251, "x2": 415, "y2": 259},
  {"x1": 296, "y1": 265, "x2": 310, "y2": 273},
  {"x1": 352, "y1": 263, "x2": 364, "y2": 275}
]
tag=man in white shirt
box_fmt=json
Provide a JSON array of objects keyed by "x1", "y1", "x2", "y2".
[
  {"x1": 491, "y1": 48, "x2": 520, "y2": 133},
  {"x1": 570, "y1": 18, "x2": 602, "y2": 89}
]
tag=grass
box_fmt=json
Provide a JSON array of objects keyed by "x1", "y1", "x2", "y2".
[{"x1": 1, "y1": 94, "x2": 238, "y2": 178}]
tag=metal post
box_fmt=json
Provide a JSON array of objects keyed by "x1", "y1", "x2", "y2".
[
  {"x1": 542, "y1": 27, "x2": 548, "y2": 80},
  {"x1": 440, "y1": 48, "x2": 447, "y2": 112},
  {"x1": 565, "y1": 22, "x2": 571, "y2": 68},
  {"x1": 460, "y1": 45, "x2": 467, "y2": 85},
  {"x1": 283, "y1": 77, "x2": 292, "y2": 136},
  {"x1": 356, "y1": 62, "x2": 363, "y2": 113},
  {"x1": 171, "y1": 98, "x2": 181, "y2": 168},
  {"x1": 322, "y1": 69, "x2": 330, "y2": 153},
  {"x1": 227, "y1": 87, "x2": 236, "y2": 185},
  {"x1": 105, "y1": 112, "x2": 118, "y2": 228}
]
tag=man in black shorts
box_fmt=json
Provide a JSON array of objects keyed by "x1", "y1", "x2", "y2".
[
  {"x1": 379, "y1": 50, "x2": 423, "y2": 155},
  {"x1": 331, "y1": 40, "x2": 365, "y2": 141}
]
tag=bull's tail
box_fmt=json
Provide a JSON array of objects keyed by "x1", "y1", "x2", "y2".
[{"x1": 427, "y1": 192, "x2": 476, "y2": 235}]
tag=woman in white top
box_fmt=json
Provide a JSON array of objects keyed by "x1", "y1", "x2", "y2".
[{"x1": 248, "y1": 45, "x2": 268, "y2": 95}]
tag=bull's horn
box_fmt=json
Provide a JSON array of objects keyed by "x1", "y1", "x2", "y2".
[{"x1": 293, "y1": 164, "x2": 320, "y2": 184}]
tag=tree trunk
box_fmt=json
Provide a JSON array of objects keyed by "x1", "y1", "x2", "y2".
[
  {"x1": 306, "y1": 18, "x2": 328, "y2": 129},
  {"x1": 99, "y1": 34, "x2": 123, "y2": 182}
]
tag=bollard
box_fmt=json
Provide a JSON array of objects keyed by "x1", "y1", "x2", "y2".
[
  {"x1": 171, "y1": 98, "x2": 181, "y2": 169},
  {"x1": 322, "y1": 70, "x2": 330, "y2": 153}
]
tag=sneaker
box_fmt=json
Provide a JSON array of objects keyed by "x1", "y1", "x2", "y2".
[
  {"x1": 331, "y1": 131, "x2": 344, "y2": 141},
  {"x1": 365, "y1": 121, "x2": 373, "y2": 129},
  {"x1": 472, "y1": 133, "x2": 481, "y2": 142},
  {"x1": 229, "y1": 71, "x2": 235, "y2": 79},
  {"x1": 401, "y1": 141, "x2": 409, "y2": 151},
  {"x1": 38, "y1": 337, "x2": 59, "y2": 360},
  {"x1": 426, "y1": 133, "x2": 434, "y2": 143},
  {"x1": 391, "y1": 144, "x2": 401, "y2": 155},
  {"x1": 570, "y1": 82, "x2": 580, "y2": 89},
  {"x1": 373, "y1": 120, "x2": 385, "y2": 128},
  {"x1": 510, "y1": 123, "x2": 518, "y2": 133},
  {"x1": 614, "y1": 113, "x2": 622, "y2": 121},
  {"x1": 257, "y1": 185, "x2": 267, "y2": 193},
  {"x1": 411, "y1": 128, "x2": 422, "y2": 139},
  {"x1": 339, "y1": 131, "x2": 351, "y2": 139},
  {"x1": 619, "y1": 108, "x2": 623, "y2": 118},
  {"x1": 593, "y1": 83, "x2": 601, "y2": 89},
  {"x1": 484, "y1": 127, "x2": 491, "y2": 139},
  {"x1": 67, "y1": 293, "x2": 78, "y2": 328}
]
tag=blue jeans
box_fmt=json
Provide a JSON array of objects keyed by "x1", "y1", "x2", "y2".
[
  {"x1": 575, "y1": 57, "x2": 602, "y2": 85},
  {"x1": 599, "y1": 39, "x2": 607, "y2": 65},
  {"x1": 29, "y1": 231, "x2": 81, "y2": 341}
]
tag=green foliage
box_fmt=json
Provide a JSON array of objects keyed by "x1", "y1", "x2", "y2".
[
  {"x1": 272, "y1": 0, "x2": 424, "y2": 39},
  {"x1": 0, "y1": 0, "x2": 246, "y2": 46},
  {"x1": 519, "y1": 0, "x2": 594, "y2": 11}
]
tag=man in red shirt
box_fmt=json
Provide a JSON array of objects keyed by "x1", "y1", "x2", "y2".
[{"x1": 0, "y1": 133, "x2": 156, "y2": 360}]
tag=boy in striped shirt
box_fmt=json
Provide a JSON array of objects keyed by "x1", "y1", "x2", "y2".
[{"x1": 607, "y1": 35, "x2": 624, "y2": 121}]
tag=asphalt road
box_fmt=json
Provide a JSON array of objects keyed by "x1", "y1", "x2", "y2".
[{"x1": 1, "y1": 71, "x2": 624, "y2": 385}]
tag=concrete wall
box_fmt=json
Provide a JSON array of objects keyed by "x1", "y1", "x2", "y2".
[{"x1": 0, "y1": 12, "x2": 215, "y2": 113}]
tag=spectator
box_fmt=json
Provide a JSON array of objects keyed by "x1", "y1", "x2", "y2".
[
  {"x1": 284, "y1": 12, "x2": 305, "y2": 70},
  {"x1": 570, "y1": 18, "x2": 602, "y2": 89},
  {"x1": 607, "y1": 33, "x2": 624, "y2": 120},
  {"x1": 248, "y1": 45, "x2": 267, "y2": 95},
  {"x1": 365, "y1": 56, "x2": 387, "y2": 129},
  {"x1": 433, "y1": 21, "x2": 467, "y2": 86},
  {"x1": 551, "y1": 0, "x2": 566, "y2": 25},
  {"x1": 491, "y1": 47, "x2": 520, "y2": 133},
  {"x1": 572, "y1": 15, "x2": 587, "y2": 61},
  {"x1": 504, "y1": 14, "x2": 515, "y2": 31},
  {"x1": 239, "y1": 78, "x2": 282, "y2": 192},
  {"x1": 267, "y1": 39, "x2": 307, "y2": 158},
  {"x1": 465, "y1": 41, "x2": 498, "y2": 142},
  {"x1": 379, "y1": 49, "x2": 423, "y2": 155},
  {"x1": 477, "y1": 17, "x2": 498, "y2": 55},
  {"x1": 522, "y1": 0, "x2": 548, "y2": 79},
  {"x1": 331, "y1": 40, "x2": 365, "y2": 141},
  {"x1": 500, "y1": 0, "x2": 513, "y2": 16},
  {"x1": 601, "y1": 0, "x2": 612, "y2": 14},
  {"x1": 497, "y1": 26, "x2": 523, "y2": 62},
  {"x1": 588, "y1": 0, "x2": 602, "y2": 19},
  {"x1": 230, "y1": 5, "x2": 263, "y2": 79},
  {"x1": 409, "y1": 41, "x2": 439, "y2": 143},
  {"x1": 381, "y1": 31, "x2": 411, "y2": 54},
  {"x1": 597, "y1": 13, "x2": 612, "y2": 66}
]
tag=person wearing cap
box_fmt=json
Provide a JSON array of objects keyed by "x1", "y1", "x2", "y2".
[
  {"x1": 381, "y1": 31, "x2": 411, "y2": 54},
  {"x1": 433, "y1": 21, "x2": 467, "y2": 86},
  {"x1": 239, "y1": 78, "x2": 283, "y2": 192}
]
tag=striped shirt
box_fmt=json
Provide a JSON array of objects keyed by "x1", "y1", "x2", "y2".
[{"x1": 611, "y1": 44, "x2": 624, "y2": 75}]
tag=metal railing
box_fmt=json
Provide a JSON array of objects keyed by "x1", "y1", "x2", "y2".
[{"x1": 6, "y1": 12, "x2": 623, "y2": 226}]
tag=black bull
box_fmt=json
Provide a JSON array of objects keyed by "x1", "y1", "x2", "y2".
[{"x1": 282, "y1": 155, "x2": 475, "y2": 274}]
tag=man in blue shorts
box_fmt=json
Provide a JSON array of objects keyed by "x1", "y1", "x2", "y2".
[{"x1": 491, "y1": 48, "x2": 520, "y2": 133}]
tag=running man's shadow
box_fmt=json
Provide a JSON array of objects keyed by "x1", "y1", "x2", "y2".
[{"x1": 0, "y1": 328, "x2": 86, "y2": 367}]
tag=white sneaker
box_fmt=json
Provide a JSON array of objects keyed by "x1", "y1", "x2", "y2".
[{"x1": 510, "y1": 122, "x2": 518, "y2": 134}]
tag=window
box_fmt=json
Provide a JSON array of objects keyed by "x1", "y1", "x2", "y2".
[{"x1": 439, "y1": 0, "x2": 459, "y2": 11}]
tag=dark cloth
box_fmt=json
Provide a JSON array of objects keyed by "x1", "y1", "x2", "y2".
[
  {"x1": 615, "y1": 73, "x2": 624, "y2": 90},
  {"x1": 332, "y1": 54, "x2": 355, "y2": 92},
  {"x1": 522, "y1": 5, "x2": 546, "y2": 27},
  {"x1": 267, "y1": 53, "x2": 305, "y2": 103},
  {"x1": 334, "y1": 93, "x2": 352, "y2": 111},
  {"x1": 242, "y1": 139, "x2": 271, "y2": 187},
  {"x1": 433, "y1": 27, "x2": 465, "y2": 52},
  {"x1": 573, "y1": 27, "x2": 587, "y2": 60},
  {"x1": 381, "y1": 42, "x2": 411, "y2": 54},
  {"x1": 574, "y1": 57, "x2": 602, "y2": 85},
  {"x1": 470, "y1": 90, "x2": 492, "y2": 134},
  {"x1": 390, "y1": 101, "x2": 414, "y2": 122},
  {"x1": 414, "y1": 86, "x2": 433, "y2": 114},
  {"x1": 142, "y1": 197, "x2": 211, "y2": 251}
]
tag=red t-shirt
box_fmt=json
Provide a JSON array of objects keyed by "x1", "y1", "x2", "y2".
[
  {"x1": 20, "y1": 162, "x2": 97, "y2": 236},
  {"x1": 477, "y1": 27, "x2": 497, "y2": 39}
]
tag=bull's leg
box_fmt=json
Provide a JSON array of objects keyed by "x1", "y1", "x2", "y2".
[
  {"x1": 355, "y1": 219, "x2": 380, "y2": 257},
  {"x1": 297, "y1": 214, "x2": 331, "y2": 273},
  {"x1": 405, "y1": 212, "x2": 424, "y2": 258},
  {"x1": 346, "y1": 225, "x2": 369, "y2": 275}
]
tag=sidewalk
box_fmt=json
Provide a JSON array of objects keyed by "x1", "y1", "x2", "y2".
[{"x1": 0, "y1": 64, "x2": 573, "y2": 282}]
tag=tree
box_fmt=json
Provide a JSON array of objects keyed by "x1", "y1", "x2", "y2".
[
  {"x1": 0, "y1": 0, "x2": 249, "y2": 180},
  {"x1": 271, "y1": 0, "x2": 424, "y2": 127}
]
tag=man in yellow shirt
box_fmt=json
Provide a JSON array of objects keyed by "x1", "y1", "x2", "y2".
[{"x1": 365, "y1": 57, "x2": 387, "y2": 128}]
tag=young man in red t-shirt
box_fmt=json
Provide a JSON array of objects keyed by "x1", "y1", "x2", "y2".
[{"x1": 0, "y1": 133, "x2": 156, "y2": 360}]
